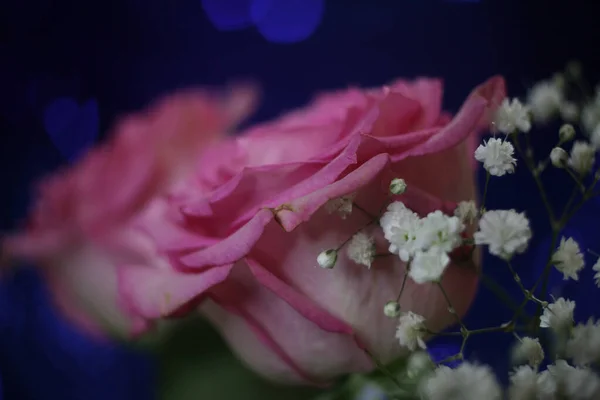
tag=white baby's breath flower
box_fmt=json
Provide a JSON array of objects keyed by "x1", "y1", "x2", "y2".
[
  {"x1": 421, "y1": 363, "x2": 502, "y2": 400},
  {"x1": 494, "y1": 98, "x2": 532, "y2": 134},
  {"x1": 566, "y1": 318, "x2": 600, "y2": 366},
  {"x1": 527, "y1": 81, "x2": 563, "y2": 123},
  {"x1": 406, "y1": 351, "x2": 434, "y2": 379},
  {"x1": 591, "y1": 124, "x2": 600, "y2": 149},
  {"x1": 581, "y1": 102, "x2": 600, "y2": 135},
  {"x1": 550, "y1": 147, "x2": 569, "y2": 168},
  {"x1": 317, "y1": 249, "x2": 337, "y2": 269},
  {"x1": 416, "y1": 211, "x2": 464, "y2": 253},
  {"x1": 512, "y1": 337, "x2": 544, "y2": 367},
  {"x1": 592, "y1": 258, "x2": 600, "y2": 288},
  {"x1": 325, "y1": 194, "x2": 355, "y2": 219},
  {"x1": 454, "y1": 200, "x2": 478, "y2": 224},
  {"x1": 381, "y1": 202, "x2": 422, "y2": 262},
  {"x1": 568, "y1": 141, "x2": 595, "y2": 175},
  {"x1": 409, "y1": 247, "x2": 450, "y2": 284},
  {"x1": 508, "y1": 365, "x2": 540, "y2": 400},
  {"x1": 540, "y1": 297, "x2": 575, "y2": 331},
  {"x1": 346, "y1": 232, "x2": 376, "y2": 268},
  {"x1": 552, "y1": 237, "x2": 585, "y2": 280},
  {"x1": 395, "y1": 312, "x2": 427, "y2": 351},
  {"x1": 474, "y1": 138, "x2": 517, "y2": 177},
  {"x1": 547, "y1": 360, "x2": 600, "y2": 399},
  {"x1": 474, "y1": 209, "x2": 532, "y2": 260},
  {"x1": 536, "y1": 369, "x2": 558, "y2": 399},
  {"x1": 559, "y1": 101, "x2": 579, "y2": 122}
]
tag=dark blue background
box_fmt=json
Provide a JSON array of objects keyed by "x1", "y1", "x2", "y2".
[{"x1": 1, "y1": 0, "x2": 600, "y2": 399}]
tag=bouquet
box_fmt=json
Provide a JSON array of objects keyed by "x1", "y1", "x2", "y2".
[{"x1": 3, "y1": 62, "x2": 600, "y2": 399}]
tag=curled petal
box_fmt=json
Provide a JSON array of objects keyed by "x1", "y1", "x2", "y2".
[
  {"x1": 396, "y1": 75, "x2": 506, "y2": 160},
  {"x1": 180, "y1": 209, "x2": 274, "y2": 268}
]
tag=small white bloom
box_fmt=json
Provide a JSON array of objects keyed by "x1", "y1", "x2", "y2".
[
  {"x1": 566, "y1": 318, "x2": 600, "y2": 366},
  {"x1": 540, "y1": 297, "x2": 575, "y2": 331},
  {"x1": 474, "y1": 138, "x2": 517, "y2": 177},
  {"x1": 421, "y1": 363, "x2": 502, "y2": 400},
  {"x1": 389, "y1": 178, "x2": 407, "y2": 195},
  {"x1": 454, "y1": 200, "x2": 478, "y2": 224},
  {"x1": 317, "y1": 249, "x2": 337, "y2": 269},
  {"x1": 512, "y1": 337, "x2": 544, "y2": 367},
  {"x1": 383, "y1": 301, "x2": 401, "y2": 318},
  {"x1": 591, "y1": 124, "x2": 600, "y2": 149},
  {"x1": 508, "y1": 366, "x2": 540, "y2": 400},
  {"x1": 550, "y1": 147, "x2": 569, "y2": 168},
  {"x1": 416, "y1": 211, "x2": 464, "y2": 253},
  {"x1": 552, "y1": 237, "x2": 585, "y2": 280},
  {"x1": 406, "y1": 351, "x2": 434, "y2": 379},
  {"x1": 346, "y1": 232, "x2": 376, "y2": 268},
  {"x1": 568, "y1": 141, "x2": 595, "y2": 175},
  {"x1": 325, "y1": 194, "x2": 355, "y2": 219},
  {"x1": 559, "y1": 101, "x2": 579, "y2": 122},
  {"x1": 380, "y1": 201, "x2": 421, "y2": 261},
  {"x1": 559, "y1": 123, "x2": 576, "y2": 143},
  {"x1": 474, "y1": 209, "x2": 532, "y2": 260},
  {"x1": 527, "y1": 81, "x2": 563, "y2": 123},
  {"x1": 409, "y1": 247, "x2": 450, "y2": 284},
  {"x1": 536, "y1": 369, "x2": 558, "y2": 399},
  {"x1": 547, "y1": 360, "x2": 600, "y2": 399},
  {"x1": 592, "y1": 258, "x2": 600, "y2": 288},
  {"x1": 494, "y1": 98, "x2": 532, "y2": 134},
  {"x1": 582, "y1": 103, "x2": 600, "y2": 135},
  {"x1": 395, "y1": 312, "x2": 427, "y2": 351}
]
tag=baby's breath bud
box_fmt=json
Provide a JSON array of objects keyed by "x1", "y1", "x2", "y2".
[
  {"x1": 384, "y1": 301, "x2": 401, "y2": 318},
  {"x1": 389, "y1": 178, "x2": 407, "y2": 195},
  {"x1": 550, "y1": 147, "x2": 569, "y2": 168},
  {"x1": 559, "y1": 123, "x2": 576, "y2": 143},
  {"x1": 317, "y1": 249, "x2": 337, "y2": 269}
]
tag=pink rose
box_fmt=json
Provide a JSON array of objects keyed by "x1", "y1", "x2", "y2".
[
  {"x1": 2, "y1": 85, "x2": 257, "y2": 336},
  {"x1": 160, "y1": 76, "x2": 504, "y2": 384}
]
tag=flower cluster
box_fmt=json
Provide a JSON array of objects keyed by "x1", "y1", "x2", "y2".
[
  {"x1": 8, "y1": 59, "x2": 600, "y2": 398},
  {"x1": 314, "y1": 62, "x2": 600, "y2": 399},
  {"x1": 408, "y1": 63, "x2": 600, "y2": 399}
]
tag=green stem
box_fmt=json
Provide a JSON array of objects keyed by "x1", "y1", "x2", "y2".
[
  {"x1": 511, "y1": 133, "x2": 556, "y2": 223},
  {"x1": 362, "y1": 348, "x2": 407, "y2": 396},
  {"x1": 480, "y1": 172, "x2": 490, "y2": 214}
]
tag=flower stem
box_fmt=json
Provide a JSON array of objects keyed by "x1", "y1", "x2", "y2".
[
  {"x1": 362, "y1": 348, "x2": 408, "y2": 396},
  {"x1": 511, "y1": 132, "x2": 556, "y2": 223},
  {"x1": 480, "y1": 172, "x2": 490, "y2": 214}
]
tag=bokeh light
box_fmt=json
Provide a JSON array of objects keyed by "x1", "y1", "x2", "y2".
[
  {"x1": 202, "y1": 0, "x2": 324, "y2": 43},
  {"x1": 200, "y1": 0, "x2": 253, "y2": 31}
]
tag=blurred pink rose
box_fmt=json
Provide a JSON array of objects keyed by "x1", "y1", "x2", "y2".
[
  {"x1": 3, "y1": 76, "x2": 506, "y2": 385},
  {"x1": 2, "y1": 85, "x2": 257, "y2": 336}
]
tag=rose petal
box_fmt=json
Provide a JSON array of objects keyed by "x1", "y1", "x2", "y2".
[
  {"x1": 202, "y1": 260, "x2": 372, "y2": 384},
  {"x1": 118, "y1": 263, "x2": 233, "y2": 322}
]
